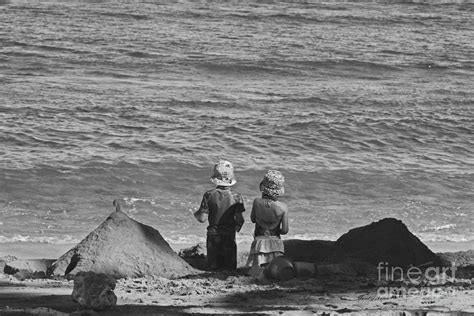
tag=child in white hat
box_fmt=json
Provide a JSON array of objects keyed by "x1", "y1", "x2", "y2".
[
  {"x1": 246, "y1": 170, "x2": 289, "y2": 269},
  {"x1": 193, "y1": 160, "x2": 245, "y2": 270}
]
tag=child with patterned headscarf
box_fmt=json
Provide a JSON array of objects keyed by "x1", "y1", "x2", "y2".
[
  {"x1": 246, "y1": 170, "x2": 289, "y2": 269},
  {"x1": 193, "y1": 160, "x2": 245, "y2": 270}
]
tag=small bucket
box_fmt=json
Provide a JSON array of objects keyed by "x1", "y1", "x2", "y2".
[{"x1": 265, "y1": 256, "x2": 296, "y2": 281}]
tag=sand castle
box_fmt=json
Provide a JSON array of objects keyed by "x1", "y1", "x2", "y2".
[{"x1": 47, "y1": 203, "x2": 195, "y2": 279}]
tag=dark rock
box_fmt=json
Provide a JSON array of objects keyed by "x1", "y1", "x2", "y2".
[
  {"x1": 48, "y1": 209, "x2": 196, "y2": 279},
  {"x1": 178, "y1": 243, "x2": 207, "y2": 270},
  {"x1": 13, "y1": 269, "x2": 47, "y2": 280},
  {"x1": 71, "y1": 271, "x2": 117, "y2": 310},
  {"x1": 178, "y1": 243, "x2": 206, "y2": 258},
  {"x1": 0, "y1": 255, "x2": 17, "y2": 272},
  {"x1": 4, "y1": 259, "x2": 55, "y2": 278},
  {"x1": 328, "y1": 218, "x2": 442, "y2": 268}
]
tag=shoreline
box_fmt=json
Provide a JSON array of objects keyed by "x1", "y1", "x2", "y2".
[
  {"x1": 424, "y1": 240, "x2": 474, "y2": 253},
  {"x1": 0, "y1": 242, "x2": 76, "y2": 260},
  {"x1": 1, "y1": 239, "x2": 472, "y2": 261}
]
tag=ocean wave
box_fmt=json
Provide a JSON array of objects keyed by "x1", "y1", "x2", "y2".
[
  {"x1": 283, "y1": 232, "x2": 474, "y2": 244},
  {"x1": 2, "y1": 50, "x2": 47, "y2": 58},
  {"x1": 196, "y1": 61, "x2": 297, "y2": 76},
  {"x1": 421, "y1": 223, "x2": 458, "y2": 232},
  {"x1": 0, "y1": 235, "x2": 80, "y2": 244},
  {"x1": 126, "y1": 51, "x2": 156, "y2": 59},
  {"x1": 0, "y1": 233, "x2": 229, "y2": 250},
  {"x1": 85, "y1": 70, "x2": 137, "y2": 78},
  {"x1": 95, "y1": 11, "x2": 150, "y2": 20},
  {"x1": 163, "y1": 234, "x2": 206, "y2": 247},
  {"x1": 225, "y1": 12, "x2": 323, "y2": 24},
  {"x1": 285, "y1": 233, "x2": 339, "y2": 242},
  {"x1": 416, "y1": 233, "x2": 473, "y2": 243},
  {"x1": 1, "y1": 232, "x2": 470, "y2": 248}
]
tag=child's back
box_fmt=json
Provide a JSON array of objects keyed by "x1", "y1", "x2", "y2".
[
  {"x1": 194, "y1": 161, "x2": 245, "y2": 270},
  {"x1": 247, "y1": 170, "x2": 288, "y2": 269},
  {"x1": 201, "y1": 186, "x2": 245, "y2": 234},
  {"x1": 251, "y1": 197, "x2": 288, "y2": 237}
]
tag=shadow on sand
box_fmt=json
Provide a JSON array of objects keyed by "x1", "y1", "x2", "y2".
[{"x1": 0, "y1": 291, "x2": 210, "y2": 316}]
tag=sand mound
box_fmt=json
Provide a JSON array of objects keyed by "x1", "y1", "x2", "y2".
[
  {"x1": 48, "y1": 210, "x2": 195, "y2": 279},
  {"x1": 282, "y1": 219, "x2": 441, "y2": 269},
  {"x1": 283, "y1": 239, "x2": 335, "y2": 264},
  {"x1": 328, "y1": 218, "x2": 442, "y2": 268}
]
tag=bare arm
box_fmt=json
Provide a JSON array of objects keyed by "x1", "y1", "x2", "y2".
[
  {"x1": 235, "y1": 211, "x2": 244, "y2": 232},
  {"x1": 194, "y1": 193, "x2": 209, "y2": 223},
  {"x1": 233, "y1": 194, "x2": 246, "y2": 232},
  {"x1": 280, "y1": 206, "x2": 289, "y2": 235},
  {"x1": 250, "y1": 200, "x2": 256, "y2": 223},
  {"x1": 194, "y1": 210, "x2": 207, "y2": 223}
]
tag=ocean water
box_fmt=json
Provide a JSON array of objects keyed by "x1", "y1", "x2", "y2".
[{"x1": 0, "y1": 0, "x2": 473, "y2": 250}]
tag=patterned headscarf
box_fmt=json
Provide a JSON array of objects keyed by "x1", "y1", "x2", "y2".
[{"x1": 259, "y1": 170, "x2": 285, "y2": 199}]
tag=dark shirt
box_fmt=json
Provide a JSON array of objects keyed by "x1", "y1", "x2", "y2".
[{"x1": 197, "y1": 187, "x2": 245, "y2": 235}]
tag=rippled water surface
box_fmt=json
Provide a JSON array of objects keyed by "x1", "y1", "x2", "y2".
[{"x1": 0, "y1": 0, "x2": 473, "y2": 247}]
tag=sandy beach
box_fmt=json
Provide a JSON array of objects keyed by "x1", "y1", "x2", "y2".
[
  {"x1": 1, "y1": 271, "x2": 473, "y2": 315},
  {"x1": 1, "y1": 239, "x2": 473, "y2": 316}
]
